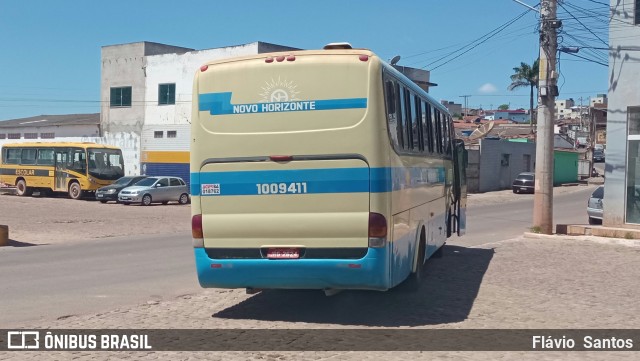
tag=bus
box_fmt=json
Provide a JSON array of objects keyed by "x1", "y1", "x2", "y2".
[
  {"x1": 0, "y1": 142, "x2": 124, "y2": 199},
  {"x1": 190, "y1": 43, "x2": 467, "y2": 293}
]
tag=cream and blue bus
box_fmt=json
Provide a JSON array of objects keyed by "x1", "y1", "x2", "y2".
[{"x1": 190, "y1": 44, "x2": 467, "y2": 292}]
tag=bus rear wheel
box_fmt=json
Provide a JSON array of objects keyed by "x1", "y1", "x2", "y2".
[
  {"x1": 16, "y1": 179, "x2": 33, "y2": 197},
  {"x1": 68, "y1": 182, "x2": 83, "y2": 200}
]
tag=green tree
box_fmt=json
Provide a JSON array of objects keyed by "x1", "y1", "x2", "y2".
[
  {"x1": 498, "y1": 104, "x2": 509, "y2": 110},
  {"x1": 508, "y1": 59, "x2": 539, "y2": 130}
]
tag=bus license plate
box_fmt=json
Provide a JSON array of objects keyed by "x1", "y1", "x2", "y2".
[{"x1": 266, "y1": 248, "x2": 299, "y2": 259}]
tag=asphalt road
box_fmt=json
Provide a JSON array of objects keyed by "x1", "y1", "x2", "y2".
[
  {"x1": 0, "y1": 231, "x2": 199, "y2": 327},
  {"x1": 0, "y1": 186, "x2": 597, "y2": 327},
  {"x1": 452, "y1": 185, "x2": 598, "y2": 247}
]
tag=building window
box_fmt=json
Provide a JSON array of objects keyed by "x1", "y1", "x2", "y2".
[
  {"x1": 8, "y1": 133, "x2": 20, "y2": 139},
  {"x1": 110, "y1": 86, "x2": 132, "y2": 107},
  {"x1": 24, "y1": 132, "x2": 38, "y2": 139},
  {"x1": 158, "y1": 84, "x2": 176, "y2": 105},
  {"x1": 167, "y1": 130, "x2": 177, "y2": 138},
  {"x1": 154, "y1": 131, "x2": 163, "y2": 139},
  {"x1": 40, "y1": 132, "x2": 55, "y2": 139}
]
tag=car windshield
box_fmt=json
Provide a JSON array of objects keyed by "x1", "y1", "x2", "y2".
[
  {"x1": 133, "y1": 177, "x2": 159, "y2": 187},
  {"x1": 518, "y1": 174, "x2": 534, "y2": 181},
  {"x1": 114, "y1": 177, "x2": 135, "y2": 185},
  {"x1": 592, "y1": 186, "x2": 604, "y2": 198},
  {"x1": 88, "y1": 148, "x2": 125, "y2": 181}
]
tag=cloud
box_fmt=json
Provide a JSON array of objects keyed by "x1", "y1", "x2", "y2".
[{"x1": 478, "y1": 83, "x2": 497, "y2": 94}]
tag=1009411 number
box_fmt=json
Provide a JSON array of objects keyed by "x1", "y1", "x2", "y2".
[{"x1": 256, "y1": 182, "x2": 308, "y2": 195}]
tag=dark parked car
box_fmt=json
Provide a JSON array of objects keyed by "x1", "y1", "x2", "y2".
[
  {"x1": 587, "y1": 185, "x2": 604, "y2": 225},
  {"x1": 512, "y1": 172, "x2": 535, "y2": 194},
  {"x1": 95, "y1": 176, "x2": 147, "y2": 203},
  {"x1": 593, "y1": 149, "x2": 605, "y2": 162}
]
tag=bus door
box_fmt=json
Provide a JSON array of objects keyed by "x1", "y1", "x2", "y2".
[
  {"x1": 452, "y1": 139, "x2": 467, "y2": 236},
  {"x1": 54, "y1": 149, "x2": 69, "y2": 191}
]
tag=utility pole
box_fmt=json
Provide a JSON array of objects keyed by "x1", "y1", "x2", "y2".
[
  {"x1": 533, "y1": 0, "x2": 560, "y2": 234},
  {"x1": 460, "y1": 95, "x2": 471, "y2": 116}
]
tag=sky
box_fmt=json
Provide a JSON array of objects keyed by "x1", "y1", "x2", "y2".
[{"x1": 0, "y1": 0, "x2": 610, "y2": 121}]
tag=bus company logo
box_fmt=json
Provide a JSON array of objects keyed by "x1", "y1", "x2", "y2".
[
  {"x1": 7, "y1": 331, "x2": 40, "y2": 349},
  {"x1": 202, "y1": 183, "x2": 220, "y2": 195},
  {"x1": 259, "y1": 77, "x2": 300, "y2": 103}
]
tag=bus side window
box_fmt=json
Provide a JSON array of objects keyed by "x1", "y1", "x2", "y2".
[
  {"x1": 415, "y1": 96, "x2": 424, "y2": 152},
  {"x1": 404, "y1": 88, "x2": 414, "y2": 150},
  {"x1": 37, "y1": 149, "x2": 55, "y2": 165},
  {"x1": 21, "y1": 149, "x2": 37, "y2": 165},
  {"x1": 434, "y1": 109, "x2": 443, "y2": 154},
  {"x1": 422, "y1": 101, "x2": 433, "y2": 153},
  {"x1": 396, "y1": 84, "x2": 406, "y2": 150},
  {"x1": 409, "y1": 93, "x2": 420, "y2": 151},
  {"x1": 385, "y1": 80, "x2": 396, "y2": 115},
  {"x1": 385, "y1": 80, "x2": 401, "y2": 149},
  {"x1": 7, "y1": 148, "x2": 21, "y2": 164}
]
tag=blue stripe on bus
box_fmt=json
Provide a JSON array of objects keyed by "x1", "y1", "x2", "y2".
[
  {"x1": 194, "y1": 247, "x2": 389, "y2": 290},
  {"x1": 191, "y1": 167, "x2": 369, "y2": 196},
  {"x1": 190, "y1": 167, "x2": 445, "y2": 196},
  {"x1": 198, "y1": 92, "x2": 367, "y2": 116}
]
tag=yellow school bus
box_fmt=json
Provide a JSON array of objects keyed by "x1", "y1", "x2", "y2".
[
  {"x1": 190, "y1": 44, "x2": 467, "y2": 293},
  {"x1": 0, "y1": 142, "x2": 124, "y2": 199}
]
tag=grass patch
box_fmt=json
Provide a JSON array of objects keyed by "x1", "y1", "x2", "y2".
[
  {"x1": 624, "y1": 232, "x2": 634, "y2": 240},
  {"x1": 530, "y1": 226, "x2": 542, "y2": 234}
]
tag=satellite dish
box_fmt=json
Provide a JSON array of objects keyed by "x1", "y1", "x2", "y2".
[
  {"x1": 390, "y1": 55, "x2": 401, "y2": 65},
  {"x1": 468, "y1": 121, "x2": 495, "y2": 140}
]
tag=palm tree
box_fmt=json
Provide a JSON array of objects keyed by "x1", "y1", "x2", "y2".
[{"x1": 508, "y1": 59, "x2": 539, "y2": 131}]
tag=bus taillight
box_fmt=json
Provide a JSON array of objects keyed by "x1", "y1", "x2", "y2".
[
  {"x1": 368, "y1": 212, "x2": 387, "y2": 248},
  {"x1": 192, "y1": 214, "x2": 204, "y2": 247}
]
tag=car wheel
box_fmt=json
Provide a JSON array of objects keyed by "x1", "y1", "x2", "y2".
[
  {"x1": 588, "y1": 217, "x2": 596, "y2": 225},
  {"x1": 68, "y1": 182, "x2": 82, "y2": 200},
  {"x1": 15, "y1": 179, "x2": 33, "y2": 196},
  {"x1": 141, "y1": 194, "x2": 152, "y2": 206},
  {"x1": 178, "y1": 193, "x2": 189, "y2": 205}
]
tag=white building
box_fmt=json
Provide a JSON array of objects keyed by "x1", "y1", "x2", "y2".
[
  {"x1": 605, "y1": 0, "x2": 640, "y2": 227},
  {"x1": 0, "y1": 114, "x2": 100, "y2": 148},
  {"x1": 555, "y1": 98, "x2": 575, "y2": 119},
  {"x1": 100, "y1": 41, "x2": 298, "y2": 180}
]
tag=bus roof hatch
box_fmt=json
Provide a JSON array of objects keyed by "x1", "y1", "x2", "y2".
[{"x1": 323, "y1": 42, "x2": 353, "y2": 50}]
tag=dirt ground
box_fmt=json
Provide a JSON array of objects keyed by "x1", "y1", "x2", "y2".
[
  {"x1": 0, "y1": 184, "x2": 592, "y2": 246},
  {"x1": 0, "y1": 192, "x2": 190, "y2": 245}
]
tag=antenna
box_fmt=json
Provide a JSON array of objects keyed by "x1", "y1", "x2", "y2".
[
  {"x1": 468, "y1": 121, "x2": 495, "y2": 140},
  {"x1": 390, "y1": 55, "x2": 401, "y2": 65}
]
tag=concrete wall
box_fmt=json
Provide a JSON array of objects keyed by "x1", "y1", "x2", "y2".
[
  {"x1": 604, "y1": 0, "x2": 640, "y2": 227},
  {"x1": 477, "y1": 139, "x2": 536, "y2": 192},
  {"x1": 100, "y1": 42, "x2": 195, "y2": 175},
  {"x1": 466, "y1": 148, "x2": 480, "y2": 193}
]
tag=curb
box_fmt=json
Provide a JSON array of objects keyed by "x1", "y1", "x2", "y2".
[{"x1": 523, "y1": 232, "x2": 640, "y2": 248}]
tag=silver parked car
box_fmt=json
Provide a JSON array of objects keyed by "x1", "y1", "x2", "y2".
[
  {"x1": 587, "y1": 185, "x2": 604, "y2": 225},
  {"x1": 118, "y1": 176, "x2": 190, "y2": 206}
]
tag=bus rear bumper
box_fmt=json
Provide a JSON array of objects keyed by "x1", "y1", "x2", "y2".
[{"x1": 194, "y1": 248, "x2": 389, "y2": 291}]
